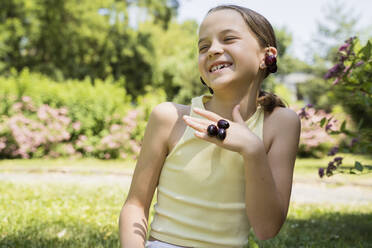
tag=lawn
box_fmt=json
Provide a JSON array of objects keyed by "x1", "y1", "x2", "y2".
[{"x1": 0, "y1": 154, "x2": 372, "y2": 247}]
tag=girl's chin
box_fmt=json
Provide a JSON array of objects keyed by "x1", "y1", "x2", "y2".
[{"x1": 208, "y1": 76, "x2": 234, "y2": 86}]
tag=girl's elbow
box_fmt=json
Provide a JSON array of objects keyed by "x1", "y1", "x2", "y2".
[
  {"x1": 255, "y1": 227, "x2": 281, "y2": 241},
  {"x1": 254, "y1": 220, "x2": 284, "y2": 240}
]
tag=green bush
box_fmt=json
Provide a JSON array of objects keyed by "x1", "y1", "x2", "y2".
[{"x1": 0, "y1": 69, "x2": 167, "y2": 159}]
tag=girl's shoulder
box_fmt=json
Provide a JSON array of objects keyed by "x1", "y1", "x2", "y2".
[
  {"x1": 150, "y1": 102, "x2": 190, "y2": 154},
  {"x1": 264, "y1": 106, "x2": 300, "y2": 124},
  {"x1": 150, "y1": 101, "x2": 190, "y2": 125},
  {"x1": 263, "y1": 106, "x2": 301, "y2": 151}
]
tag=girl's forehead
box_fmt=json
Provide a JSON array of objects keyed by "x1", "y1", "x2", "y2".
[{"x1": 198, "y1": 9, "x2": 248, "y2": 36}]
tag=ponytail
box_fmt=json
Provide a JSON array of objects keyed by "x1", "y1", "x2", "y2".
[{"x1": 257, "y1": 90, "x2": 287, "y2": 112}]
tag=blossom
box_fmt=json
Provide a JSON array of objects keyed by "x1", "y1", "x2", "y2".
[
  {"x1": 72, "y1": 121, "x2": 81, "y2": 131},
  {"x1": 324, "y1": 63, "x2": 345, "y2": 79},
  {"x1": 325, "y1": 123, "x2": 333, "y2": 131},
  {"x1": 328, "y1": 146, "x2": 339, "y2": 156},
  {"x1": 318, "y1": 168, "x2": 325, "y2": 178},
  {"x1": 350, "y1": 137, "x2": 359, "y2": 147},
  {"x1": 298, "y1": 107, "x2": 309, "y2": 119},
  {"x1": 332, "y1": 78, "x2": 340, "y2": 85},
  {"x1": 21, "y1": 96, "x2": 32, "y2": 103},
  {"x1": 333, "y1": 156, "x2": 343, "y2": 165},
  {"x1": 355, "y1": 61, "x2": 364, "y2": 67},
  {"x1": 338, "y1": 43, "x2": 350, "y2": 52}
]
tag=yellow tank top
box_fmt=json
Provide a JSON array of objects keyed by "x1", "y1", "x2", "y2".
[{"x1": 149, "y1": 94, "x2": 264, "y2": 248}]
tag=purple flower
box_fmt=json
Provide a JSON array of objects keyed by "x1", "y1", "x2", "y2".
[
  {"x1": 318, "y1": 168, "x2": 325, "y2": 178},
  {"x1": 338, "y1": 43, "x2": 350, "y2": 52},
  {"x1": 350, "y1": 137, "x2": 359, "y2": 147},
  {"x1": 324, "y1": 64, "x2": 345, "y2": 79},
  {"x1": 332, "y1": 77, "x2": 340, "y2": 85},
  {"x1": 355, "y1": 61, "x2": 364, "y2": 67},
  {"x1": 325, "y1": 123, "x2": 333, "y2": 131},
  {"x1": 306, "y1": 103, "x2": 313, "y2": 108},
  {"x1": 326, "y1": 167, "x2": 333, "y2": 176},
  {"x1": 328, "y1": 146, "x2": 339, "y2": 156},
  {"x1": 333, "y1": 156, "x2": 343, "y2": 165},
  {"x1": 298, "y1": 107, "x2": 309, "y2": 119},
  {"x1": 345, "y1": 36, "x2": 356, "y2": 44}
]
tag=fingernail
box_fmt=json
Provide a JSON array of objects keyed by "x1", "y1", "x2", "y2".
[{"x1": 193, "y1": 107, "x2": 202, "y2": 111}]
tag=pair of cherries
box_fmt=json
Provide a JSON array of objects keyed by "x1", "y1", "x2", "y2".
[{"x1": 207, "y1": 119, "x2": 230, "y2": 140}]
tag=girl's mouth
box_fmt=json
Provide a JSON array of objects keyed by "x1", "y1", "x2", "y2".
[{"x1": 209, "y1": 63, "x2": 233, "y2": 73}]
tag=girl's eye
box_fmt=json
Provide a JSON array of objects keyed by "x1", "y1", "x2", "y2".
[
  {"x1": 224, "y1": 37, "x2": 236, "y2": 41},
  {"x1": 199, "y1": 46, "x2": 208, "y2": 52}
]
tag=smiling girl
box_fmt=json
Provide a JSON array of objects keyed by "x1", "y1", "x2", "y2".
[{"x1": 119, "y1": 5, "x2": 301, "y2": 248}]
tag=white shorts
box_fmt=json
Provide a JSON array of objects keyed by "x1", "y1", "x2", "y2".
[{"x1": 145, "y1": 240, "x2": 185, "y2": 248}]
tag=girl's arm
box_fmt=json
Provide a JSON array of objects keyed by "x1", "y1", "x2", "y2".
[
  {"x1": 119, "y1": 102, "x2": 176, "y2": 248},
  {"x1": 241, "y1": 107, "x2": 301, "y2": 240}
]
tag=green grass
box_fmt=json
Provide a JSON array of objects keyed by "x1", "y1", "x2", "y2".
[
  {"x1": 248, "y1": 203, "x2": 372, "y2": 248},
  {"x1": 1, "y1": 179, "x2": 371, "y2": 247},
  {"x1": 0, "y1": 155, "x2": 372, "y2": 247},
  {"x1": 0, "y1": 182, "x2": 126, "y2": 248}
]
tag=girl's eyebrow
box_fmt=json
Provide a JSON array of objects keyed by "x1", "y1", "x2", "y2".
[{"x1": 198, "y1": 29, "x2": 239, "y2": 45}]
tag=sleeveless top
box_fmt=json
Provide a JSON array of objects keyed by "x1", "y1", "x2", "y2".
[{"x1": 149, "y1": 94, "x2": 265, "y2": 248}]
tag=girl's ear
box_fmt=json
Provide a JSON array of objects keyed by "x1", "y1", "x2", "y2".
[
  {"x1": 267, "y1": 47, "x2": 278, "y2": 57},
  {"x1": 266, "y1": 46, "x2": 277, "y2": 57},
  {"x1": 259, "y1": 46, "x2": 278, "y2": 69}
]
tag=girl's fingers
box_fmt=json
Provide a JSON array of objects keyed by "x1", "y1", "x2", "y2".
[
  {"x1": 192, "y1": 108, "x2": 223, "y2": 122},
  {"x1": 183, "y1": 115, "x2": 214, "y2": 126},
  {"x1": 183, "y1": 116, "x2": 209, "y2": 133}
]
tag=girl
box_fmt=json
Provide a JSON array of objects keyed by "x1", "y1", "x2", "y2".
[{"x1": 119, "y1": 4, "x2": 301, "y2": 248}]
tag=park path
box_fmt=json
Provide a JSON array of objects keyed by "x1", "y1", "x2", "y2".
[{"x1": 1, "y1": 168, "x2": 372, "y2": 205}]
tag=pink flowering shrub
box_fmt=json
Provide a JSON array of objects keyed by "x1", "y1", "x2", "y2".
[
  {"x1": 294, "y1": 104, "x2": 345, "y2": 158},
  {"x1": 1, "y1": 97, "x2": 73, "y2": 158},
  {"x1": 0, "y1": 96, "x2": 144, "y2": 160},
  {"x1": 73, "y1": 109, "x2": 143, "y2": 160},
  {"x1": 0, "y1": 70, "x2": 165, "y2": 160}
]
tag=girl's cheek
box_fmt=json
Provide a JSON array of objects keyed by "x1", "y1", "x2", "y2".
[{"x1": 198, "y1": 56, "x2": 205, "y2": 74}]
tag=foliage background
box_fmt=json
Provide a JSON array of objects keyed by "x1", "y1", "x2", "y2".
[{"x1": 0, "y1": 0, "x2": 371, "y2": 160}]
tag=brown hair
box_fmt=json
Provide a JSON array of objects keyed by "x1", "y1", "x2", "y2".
[{"x1": 206, "y1": 5, "x2": 287, "y2": 112}]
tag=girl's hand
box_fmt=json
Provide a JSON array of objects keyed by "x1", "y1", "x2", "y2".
[{"x1": 183, "y1": 104, "x2": 262, "y2": 156}]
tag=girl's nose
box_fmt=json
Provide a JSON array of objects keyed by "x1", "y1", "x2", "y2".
[{"x1": 207, "y1": 42, "x2": 223, "y2": 57}]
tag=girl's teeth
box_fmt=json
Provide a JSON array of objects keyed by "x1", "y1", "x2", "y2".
[{"x1": 211, "y1": 63, "x2": 230, "y2": 72}]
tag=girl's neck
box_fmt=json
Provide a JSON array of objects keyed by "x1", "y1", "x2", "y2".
[{"x1": 204, "y1": 84, "x2": 260, "y2": 122}]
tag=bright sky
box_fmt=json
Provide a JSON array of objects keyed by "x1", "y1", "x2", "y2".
[{"x1": 177, "y1": 0, "x2": 372, "y2": 61}]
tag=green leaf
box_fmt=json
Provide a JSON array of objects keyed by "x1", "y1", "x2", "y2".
[
  {"x1": 357, "y1": 118, "x2": 364, "y2": 129},
  {"x1": 355, "y1": 161, "x2": 363, "y2": 171},
  {"x1": 329, "y1": 130, "x2": 341, "y2": 135},
  {"x1": 340, "y1": 120, "x2": 346, "y2": 132},
  {"x1": 320, "y1": 117, "x2": 327, "y2": 128},
  {"x1": 360, "y1": 40, "x2": 371, "y2": 61}
]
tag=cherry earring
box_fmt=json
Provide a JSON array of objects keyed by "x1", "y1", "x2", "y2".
[{"x1": 264, "y1": 48, "x2": 277, "y2": 73}]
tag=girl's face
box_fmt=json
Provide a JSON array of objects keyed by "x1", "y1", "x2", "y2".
[{"x1": 198, "y1": 9, "x2": 264, "y2": 91}]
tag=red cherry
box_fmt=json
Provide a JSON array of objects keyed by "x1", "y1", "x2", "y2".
[
  {"x1": 216, "y1": 128, "x2": 226, "y2": 140},
  {"x1": 265, "y1": 55, "x2": 276, "y2": 66},
  {"x1": 207, "y1": 124, "x2": 218, "y2": 137},
  {"x1": 217, "y1": 119, "x2": 229, "y2": 129}
]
